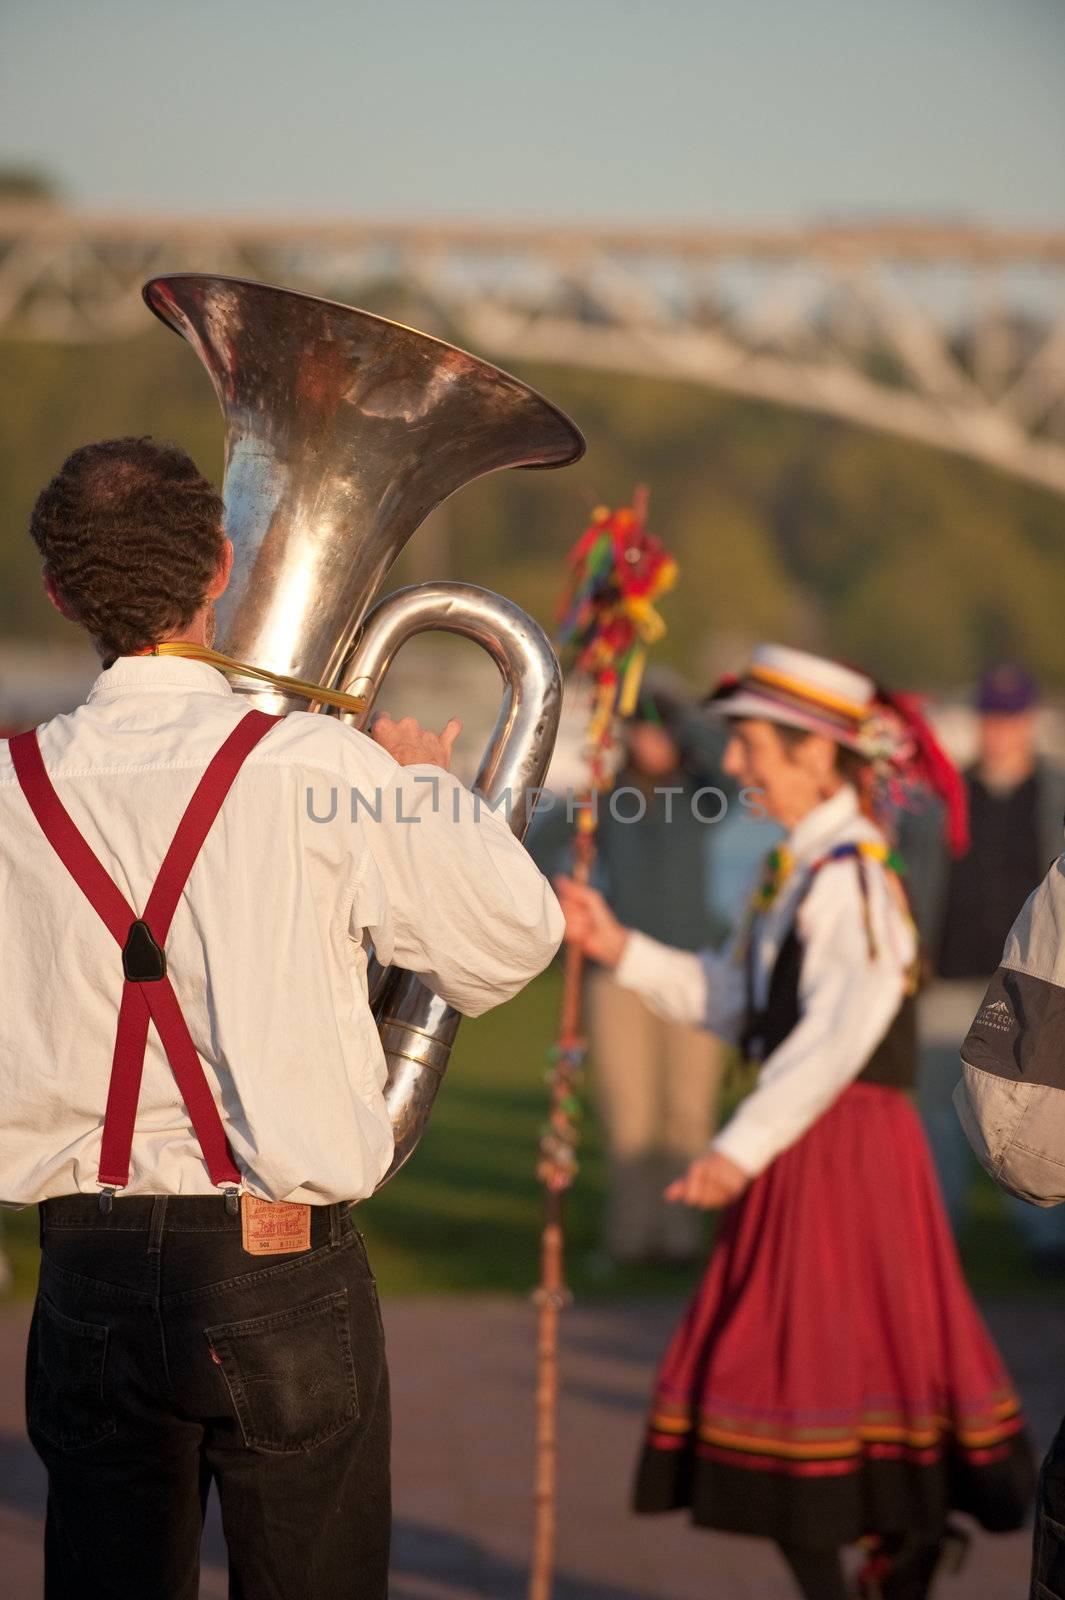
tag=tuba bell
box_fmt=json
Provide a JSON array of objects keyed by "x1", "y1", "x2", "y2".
[{"x1": 142, "y1": 274, "x2": 584, "y2": 1184}]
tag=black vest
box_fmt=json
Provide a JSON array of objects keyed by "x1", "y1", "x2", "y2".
[{"x1": 741, "y1": 878, "x2": 918, "y2": 1091}]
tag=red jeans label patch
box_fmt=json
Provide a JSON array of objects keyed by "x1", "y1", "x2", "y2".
[{"x1": 240, "y1": 1195, "x2": 312, "y2": 1256}]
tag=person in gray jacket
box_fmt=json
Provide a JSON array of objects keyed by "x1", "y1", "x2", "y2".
[
  {"x1": 956, "y1": 840, "x2": 1065, "y2": 1600},
  {"x1": 902, "y1": 664, "x2": 1065, "y2": 1267}
]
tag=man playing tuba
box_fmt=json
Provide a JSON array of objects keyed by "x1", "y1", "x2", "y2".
[{"x1": 0, "y1": 435, "x2": 564, "y2": 1599}]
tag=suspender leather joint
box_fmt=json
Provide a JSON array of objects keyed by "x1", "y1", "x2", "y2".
[{"x1": 122, "y1": 919, "x2": 167, "y2": 982}]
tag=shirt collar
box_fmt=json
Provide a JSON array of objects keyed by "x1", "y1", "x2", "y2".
[
  {"x1": 787, "y1": 784, "x2": 860, "y2": 862},
  {"x1": 86, "y1": 655, "x2": 234, "y2": 702}
]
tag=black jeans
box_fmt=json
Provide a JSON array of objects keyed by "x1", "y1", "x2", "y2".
[
  {"x1": 1033, "y1": 1414, "x2": 1065, "y2": 1599},
  {"x1": 27, "y1": 1195, "x2": 390, "y2": 1600}
]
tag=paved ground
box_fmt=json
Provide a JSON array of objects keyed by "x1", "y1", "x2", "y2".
[{"x1": 1, "y1": 1295, "x2": 1062, "y2": 1598}]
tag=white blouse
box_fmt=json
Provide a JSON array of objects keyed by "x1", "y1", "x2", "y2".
[{"x1": 614, "y1": 786, "x2": 916, "y2": 1178}]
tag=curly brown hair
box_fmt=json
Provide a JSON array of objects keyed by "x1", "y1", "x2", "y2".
[{"x1": 30, "y1": 437, "x2": 225, "y2": 662}]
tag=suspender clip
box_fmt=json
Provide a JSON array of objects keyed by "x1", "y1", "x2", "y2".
[
  {"x1": 98, "y1": 1187, "x2": 116, "y2": 1215},
  {"x1": 223, "y1": 1187, "x2": 241, "y2": 1217}
]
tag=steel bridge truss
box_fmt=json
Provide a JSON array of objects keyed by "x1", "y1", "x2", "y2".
[{"x1": 3, "y1": 206, "x2": 1065, "y2": 494}]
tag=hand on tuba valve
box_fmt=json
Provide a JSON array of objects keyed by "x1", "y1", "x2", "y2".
[{"x1": 371, "y1": 714, "x2": 462, "y2": 771}]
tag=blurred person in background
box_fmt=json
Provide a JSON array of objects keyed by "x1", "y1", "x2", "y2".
[
  {"x1": 904, "y1": 663, "x2": 1065, "y2": 1270},
  {"x1": 532, "y1": 679, "x2": 728, "y2": 1265},
  {"x1": 559, "y1": 645, "x2": 1033, "y2": 1600},
  {"x1": 0, "y1": 692, "x2": 15, "y2": 1296},
  {"x1": 954, "y1": 788, "x2": 1065, "y2": 1600}
]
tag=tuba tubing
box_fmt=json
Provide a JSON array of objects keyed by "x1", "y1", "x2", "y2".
[{"x1": 336, "y1": 580, "x2": 562, "y2": 1186}]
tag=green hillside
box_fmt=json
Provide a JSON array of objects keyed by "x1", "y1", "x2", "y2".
[{"x1": 2, "y1": 326, "x2": 1063, "y2": 688}]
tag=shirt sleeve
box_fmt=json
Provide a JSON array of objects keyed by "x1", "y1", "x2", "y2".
[
  {"x1": 614, "y1": 929, "x2": 747, "y2": 1041},
  {"x1": 346, "y1": 750, "x2": 564, "y2": 1018},
  {"x1": 712, "y1": 857, "x2": 914, "y2": 1177}
]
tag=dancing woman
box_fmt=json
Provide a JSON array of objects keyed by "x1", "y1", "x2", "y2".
[{"x1": 559, "y1": 644, "x2": 1034, "y2": 1600}]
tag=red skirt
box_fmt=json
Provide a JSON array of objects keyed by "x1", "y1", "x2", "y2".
[{"x1": 635, "y1": 1083, "x2": 1034, "y2": 1546}]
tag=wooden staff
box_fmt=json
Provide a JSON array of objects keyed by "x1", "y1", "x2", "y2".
[
  {"x1": 528, "y1": 485, "x2": 672, "y2": 1600},
  {"x1": 529, "y1": 827, "x2": 593, "y2": 1600}
]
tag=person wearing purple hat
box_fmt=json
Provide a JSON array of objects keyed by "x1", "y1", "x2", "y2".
[{"x1": 904, "y1": 663, "x2": 1065, "y2": 1268}]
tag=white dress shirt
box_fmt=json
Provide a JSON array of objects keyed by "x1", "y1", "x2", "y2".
[
  {"x1": 615, "y1": 786, "x2": 915, "y2": 1177},
  {"x1": 0, "y1": 657, "x2": 564, "y2": 1206}
]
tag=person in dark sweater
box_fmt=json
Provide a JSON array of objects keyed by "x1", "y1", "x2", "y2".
[{"x1": 904, "y1": 664, "x2": 1065, "y2": 1266}]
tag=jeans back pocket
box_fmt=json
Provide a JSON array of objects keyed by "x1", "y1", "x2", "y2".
[
  {"x1": 205, "y1": 1288, "x2": 358, "y2": 1453},
  {"x1": 27, "y1": 1294, "x2": 116, "y2": 1452}
]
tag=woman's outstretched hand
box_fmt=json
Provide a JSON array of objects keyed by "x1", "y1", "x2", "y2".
[
  {"x1": 665, "y1": 1150, "x2": 749, "y2": 1209},
  {"x1": 554, "y1": 876, "x2": 629, "y2": 968}
]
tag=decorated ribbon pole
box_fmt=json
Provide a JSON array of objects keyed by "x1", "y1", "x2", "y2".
[{"x1": 528, "y1": 489, "x2": 677, "y2": 1600}]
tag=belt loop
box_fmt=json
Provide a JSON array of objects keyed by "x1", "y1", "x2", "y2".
[
  {"x1": 329, "y1": 1204, "x2": 344, "y2": 1247},
  {"x1": 148, "y1": 1196, "x2": 168, "y2": 1255}
]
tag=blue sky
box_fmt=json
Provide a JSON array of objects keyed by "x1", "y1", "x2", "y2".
[{"x1": 3, "y1": 0, "x2": 1063, "y2": 223}]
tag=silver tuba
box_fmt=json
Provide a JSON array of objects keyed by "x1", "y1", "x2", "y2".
[{"x1": 142, "y1": 274, "x2": 584, "y2": 1184}]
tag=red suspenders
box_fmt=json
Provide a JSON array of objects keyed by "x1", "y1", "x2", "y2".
[{"x1": 9, "y1": 711, "x2": 280, "y2": 1197}]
